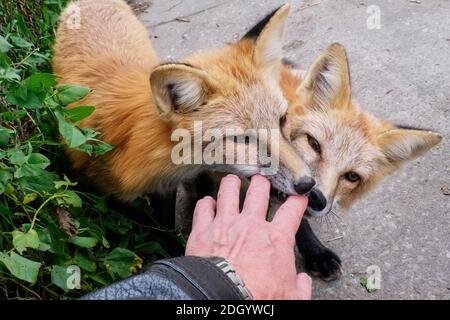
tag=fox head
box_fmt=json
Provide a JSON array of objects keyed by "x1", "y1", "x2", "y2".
[
  {"x1": 280, "y1": 43, "x2": 442, "y2": 217},
  {"x1": 149, "y1": 5, "x2": 316, "y2": 195}
]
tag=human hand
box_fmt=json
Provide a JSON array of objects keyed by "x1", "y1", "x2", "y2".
[{"x1": 185, "y1": 174, "x2": 312, "y2": 300}]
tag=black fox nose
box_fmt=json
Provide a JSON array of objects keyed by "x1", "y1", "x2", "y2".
[
  {"x1": 294, "y1": 177, "x2": 316, "y2": 195},
  {"x1": 308, "y1": 189, "x2": 327, "y2": 211}
]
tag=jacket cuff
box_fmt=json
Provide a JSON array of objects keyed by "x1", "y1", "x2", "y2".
[
  {"x1": 152, "y1": 256, "x2": 246, "y2": 300},
  {"x1": 80, "y1": 256, "x2": 246, "y2": 300}
]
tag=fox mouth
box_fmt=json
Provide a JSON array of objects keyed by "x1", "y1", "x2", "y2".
[
  {"x1": 270, "y1": 187, "x2": 332, "y2": 218},
  {"x1": 305, "y1": 206, "x2": 332, "y2": 218}
]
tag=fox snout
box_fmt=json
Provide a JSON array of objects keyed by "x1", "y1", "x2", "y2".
[
  {"x1": 277, "y1": 138, "x2": 316, "y2": 195},
  {"x1": 308, "y1": 188, "x2": 327, "y2": 211},
  {"x1": 294, "y1": 176, "x2": 316, "y2": 195}
]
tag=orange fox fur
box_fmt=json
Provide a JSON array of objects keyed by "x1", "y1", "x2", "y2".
[
  {"x1": 53, "y1": 1, "x2": 313, "y2": 201},
  {"x1": 53, "y1": 1, "x2": 440, "y2": 209}
]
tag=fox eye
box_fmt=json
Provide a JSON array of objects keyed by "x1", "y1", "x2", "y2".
[
  {"x1": 344, "y1": 171, "x2": 361, "y2": 183},
  {"x1": 307, "y1": 134, "x2": 321, "y2": 154},
  {"x1": 280, "y1": 114, "x2": 287, "y2": 128}
]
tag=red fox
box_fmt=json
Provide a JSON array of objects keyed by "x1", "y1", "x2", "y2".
[
  {"x1": 184, "y1": 45, "x2": 441, "y2": 280},
  {"x1": 273, "y1": 43, "x2": 442, "y2": 280},
  {"x1": 280, "y1": 43, "x2": 441, "y2": 217},
  {"x1": 53, "y1": 0, "x2": 315, "y2": 201}
]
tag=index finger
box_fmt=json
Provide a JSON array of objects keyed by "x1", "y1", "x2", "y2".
[{"x1": 271, "y1": 196, "x2": 308, "y2": 236}]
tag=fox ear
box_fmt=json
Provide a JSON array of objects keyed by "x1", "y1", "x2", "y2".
[
  {"x1": 242, "y1": 4, "x2": 290, "y2": 69},
  {"x1": 150, "y1": 63, "x2": 216, "y2": 116},
  {"x1": 377, "y1": 126, "x2": 442, "y2": 165},
  {"x1": 297, "y1": 43, "x2": 352, "y2": 110}
]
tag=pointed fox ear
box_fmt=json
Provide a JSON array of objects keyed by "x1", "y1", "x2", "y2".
[
  {"x1": 297, "y1": 43, "x2": 352, "y2": 110},
  {"x1": 242, "y1": 4, "x2": 290, "y2": 69},
  {"x1": 377, "y1": 126, "x2": 442, "y2": 165},
  {"x1": 150, "y1": 63, "x2": 217, "y2": 117}
]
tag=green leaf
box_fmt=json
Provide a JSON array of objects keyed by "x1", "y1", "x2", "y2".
[
  {"x1": 15, "y1": 164, "x2": 47, "y2": 178},
  {"x1": 80, "y1": 127, "x2": 99, "y2": 140},
  {"x1": 23, "y1": 192, "x2": 38, "y2": 205},
  {"x1": 1, "y1": 110, "x2": 27, "y2": 121},
  {"x1": 94, "y1": 142, "x2": 114, "y2": 156},
  {"x1": 70, "y1": 236, "x2": 98, "y2": 249},
  {"x1": 14, "y1": 81, "x2": 28, "y2": 100},
  {"x1": 54, "y1": 177, "x2": 78, "y2": 190},
  {"x1": 57, "y1": 84, "x2": 91, "y2": 105},
  {"x1": 88, "y1": 273, "x2": 109, "y2": 286},
  {"x1": 26, "y1": 52, "x2": 49, "y2": 68},
  {"x1": 50, "y1": 265, "x2": 70, "y2": 292},
  {"x1": 16, "y1": 14, "x2": 33, "y2": 38},
  {"x1": 12, "y1": 229, "x2": 40, "y2": 254},
  {"x1": 64, "y1": 106, "x2": 95, "y2": 122},
  {"x1": 55, "y1": 111, "x2": 87, "y2": 148},
  {"x1": 15, "y1": 153, "x2": 50, "y2": 179},
  {"x1": 104, "y1": 215, "x2": 133, "y2": 234},
  {"x1": 47, "y1": 221, "x2": 66, "y2": 256},
  {"x1": 36, "y1": 229, "x2": 52, "y2": 252},
  {"x1": 93, "y1": 196, "x2": 109, "y2": 214},
  {"x1": 102, "y1": 237, "x2": 110, "y2": 249},
  {"x1": 76, "y1": 143, "x2": 93, "y2": 156},
  {"x1": 17, "y1": 170, "x2": 57, "y2": 193},
  {"x1": 55, "y1": 190, "x2": 82, "y2": 208},
  {"x1": 26, "y1": 73, "x2": 56, "y2": 91},
  {"x1": 28, "y1": 153, "x2": 50, "y2": 169},
  {"x1": 360, "y1": 276, "x2": 379, "y2": 293},
  {"x1": 74, "y1": 251, "x2": 96, "y2": 273},
  {"x1": 0, "y1": 126, "x2": 13, "y2": 147},
  {"x1": 6, "y1": 80, "x2": 46, "y2": 109},
  {"x1": 104, "y1": 248, "x2": 137, "y2": 278},
  {"x1": 0, "y1": 252, "x2": 41, "y2": 284},
  {"x1": 8, "y1": 149, "x2": 26, "y2": 165},
  {"x1": 0, "y1": 67, "x2": 21, "y2": 81},
  {"x1": 0, "y1": 167, "x2": 13, "y2": 194},
  {"x1": 6, "y1": 90, "x2": 42, "y2": 109},
  {"x1": 10, "y1": 36, "x2": 33, "y2": 48},
  {"x1": 0, "y1": 35, "x2": 12, "y2": 53}
]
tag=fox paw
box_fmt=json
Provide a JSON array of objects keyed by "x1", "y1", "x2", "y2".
[{"x1": 304, "y1": 248, "x2": 342, "y2": 281}]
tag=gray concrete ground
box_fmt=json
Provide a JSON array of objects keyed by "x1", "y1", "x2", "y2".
[{"x1": 136, "y1": 0, "x2": 449, "y2": 299}]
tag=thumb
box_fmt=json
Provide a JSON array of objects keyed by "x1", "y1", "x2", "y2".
[{"x1": 296, "y1": 273, "x2": 312, "y2": 300}]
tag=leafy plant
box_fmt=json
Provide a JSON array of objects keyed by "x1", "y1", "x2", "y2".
[{"x1": 0, "y1": 0, "x2": 182, "y2": 299}]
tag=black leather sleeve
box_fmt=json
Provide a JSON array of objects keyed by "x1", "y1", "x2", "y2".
[{"x1": 80, "y1": 256, "x2": 246, "y2": 300}]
